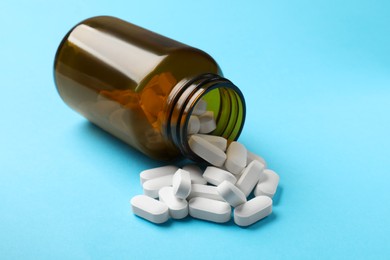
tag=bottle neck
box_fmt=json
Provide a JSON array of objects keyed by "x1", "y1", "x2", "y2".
[{"x1": 165, "y1": 73, "x2": 246, "y2": 161}]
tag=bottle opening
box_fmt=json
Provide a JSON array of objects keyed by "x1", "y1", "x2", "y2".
[
  {"x1": 200, "y1": 87, "x2": 245, "y2": 139},
  {"x1": 166, "y1": 73, "x2": 246, "y2": 162}
]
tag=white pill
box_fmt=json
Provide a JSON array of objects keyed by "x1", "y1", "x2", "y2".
[
  {"x1": 187, "y1": 115, "x2": 200, "y2": 134},
  {"x1": 97, "y1": 93, "x2": 118, "y2": 102},
  {"x1": 77, "y1": 101, "x2": 96, "y2": 118},
  {"x1": 192, "y1": 99, "x2": 207, "y2": 115},
  {"x1": 225, "y1": 141, "x2": 247, "y2": 175},
  {"x1": 247, "y1": 150, "x2": 267, "y2": 168},
  {"x1": 172, "y1": 169, "x2": 192, "y2": 199},
  {"x1": 198, "y1": 111, "x2": 217, "y2": 134},
  {"x1": 188, "y1": 184, "x2": 225, "y2": 201},
  {"x1": 142, "y1": 175, "x2": 173, "y2": 198},
  {"x1": 188, "y1": 135, "x2": 227, "y2": 167},
  {"x1": 140, "y1": 165, "x2": 178, "y2": 185},
  {"x1": 109, "y1": 109, "x2": 128, "y2": 132},
  {"x1": 144, "y1": 129, "x2": 166, "y2": 151},
  {"x1": 182, "y1": 164, "x2": 207, "y2": 184},
  {"x1": 93, "y1": 100, "x2": 121, "y2": 118},
  {"x1": 203, "y1": 166, "x2": 237, "y2": 186},
  {"x1": 236, "y1": 160, "x2": 265, "y2": 197},
  {"x1": 159, "y1": 187, "x2": 188, "y2": 219},
  {"x1": 189, "y1": 197, "x2": 231, "y2": 223},
  {"x1": 254, "y1": 169, "x2": 280, "y2": 198},
  {"x1": 130, "y1": 195, "x2": 169, "y2": 224},
  {"x1": 234, "y1": 196, "x2": 272, "y2": 227},
  {"x1": 217, "y1": 180, "x2": 247, "y2": 207},
  {"x1": 194, "y1": 134, "x2": 227, "y2": 151}
]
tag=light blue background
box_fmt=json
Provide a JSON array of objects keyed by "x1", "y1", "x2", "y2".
[{"x1": 1, "y1": 0, "x2": 389, "y2": 259}]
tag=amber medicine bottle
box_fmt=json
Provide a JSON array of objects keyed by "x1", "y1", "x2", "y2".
[{"x1": 54, "y1": 16, "x2": 246, "y2": 161}]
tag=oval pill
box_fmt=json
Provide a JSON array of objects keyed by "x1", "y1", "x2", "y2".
[
  {"x1": 140, "y1": 165, "x2": 178, "y2": 185},
  {"x1": 254, "y1": 169, "x2": 280, "y2": 198},
  {"x1": 192, "y1": 99, "x2": 207, "y2": 115},
  {"x1": 234, "y1": 196, "x2": 272, "y2": 227},
  {"x1": 109, "y1": 109, "x2": 128, "y2": 132},
  {"x1": 247, "y1": 150, "x2": 267, "y2": 168},
  {"x1": 189, "y1": 197, "x2": 231, "y2": 223},
  {"x1": 198, "y1": 111, "x2": 217, "y2": 134},
  {"x1": 131, "y1": 195, "x2": 169, "y2": 224},
  {"x1": 194, "y1": 134, "x2": 227, "y2": 151},
  {"x1": 217, "y1": 180, "x2": 247, "y2": 207},
  {"x1": 182, "y1": 164, "x2": 207, "y2": 184},
  {"x1": 172, "y1": 169, "x2": 192, "y2": 199},
  {"x1": 236, "y1": 160, "x2": 265, "y2": 197},
  {"x1": 142, "y1": 175, "x2": 173, "y2": 198},
  {"x1": 145, "y1": 129, "x2": 166, "y2": 151},
  {"x1": 225, "y1": 141, "x2": 247, "y2": 175},
  {"x1": 187, "y1": 115, "x2": 200, "y2": 134},
  {"x1": 159, "y1": 187, "x2": 188, "y2": 219},
  {"x1": 203, "y1": 166, "x2": 237, "y2": 186},
  {"x1": 188, "y1": 184, "x2": 225, "y2": 201},
  {"x1": 93, "y1": 100, "x2": 121, "y2": 119},
  {"x1": 188, "y1": 135, "x2": 227, "y2": 167}
]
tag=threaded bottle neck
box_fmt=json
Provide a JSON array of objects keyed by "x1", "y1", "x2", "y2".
[{"x1": 165, "y1": 73, "x2": 246, "y2": 162}]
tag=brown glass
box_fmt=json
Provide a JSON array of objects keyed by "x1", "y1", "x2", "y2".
[{"x1": 54, "y1": 16, "x2": 245, "y2": 161}]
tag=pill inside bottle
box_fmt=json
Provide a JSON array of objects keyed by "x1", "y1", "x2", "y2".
[{"x1": 54, "y1": 16, "x2": 246, "y2": 161}]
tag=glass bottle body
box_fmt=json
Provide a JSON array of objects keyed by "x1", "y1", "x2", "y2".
[{"x1": 54, "y1": 16, "x2": 245, "y2": 161}]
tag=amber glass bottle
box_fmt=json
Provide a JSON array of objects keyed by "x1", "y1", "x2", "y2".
[{"x1": 54, "y1": 16, "x2": 245, "y2": 161}]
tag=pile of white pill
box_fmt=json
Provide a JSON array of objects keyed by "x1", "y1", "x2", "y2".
[
  {"x1": 131, "y1": 140, "x2": 279, "y2": 227},
  {"x1": 130, "y1": 99, "x2": 279, "y2": 227},
  {"x1": 186, "y1": 99, "x2": 217, "y2": 135}
]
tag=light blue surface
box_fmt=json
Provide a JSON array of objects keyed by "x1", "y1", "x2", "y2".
[{"x1": 1, "y1": 0, "x2": 390, "y2": 259}]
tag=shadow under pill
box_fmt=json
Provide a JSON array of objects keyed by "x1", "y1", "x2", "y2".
[
  {"x1": 272, "y1": 186, "x2": 283, "y2": 206},
  {"x1": 225, "y1": 217, "x2": 237, "y2": 227},
  {"x1": 133, "y1": 215, "x2": 174, "y2": 228},
  {"x1": 173, "y1": 215, "x2": 193, "y2": 224}
]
